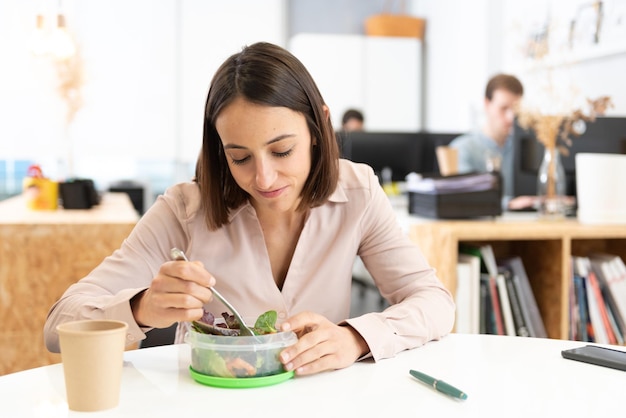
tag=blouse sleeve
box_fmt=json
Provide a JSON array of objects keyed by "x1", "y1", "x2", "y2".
[
  {"x1": 43, "y1": 185, "x2": 193, "y2": 353},
  {"x1": 344, "y1": 170, "x2": 455, "y2": 361}
]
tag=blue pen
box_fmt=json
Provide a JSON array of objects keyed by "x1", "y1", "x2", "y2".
[{"x1": 409, "y1": 369, "x2": 468, "y2": 400}]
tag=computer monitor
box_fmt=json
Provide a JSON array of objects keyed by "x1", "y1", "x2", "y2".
[
  {"x1": 513, "y1": 117, "x2": 626, "y2": 196},
  {"x1": 337, "y1": 131, "x2": 423, "y2": 182},
  {"x1": 418, "y1": 132, "x2": 464, "y2": 174}
]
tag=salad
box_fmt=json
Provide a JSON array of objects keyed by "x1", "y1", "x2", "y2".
[
  {"x1": 191, "y1": 310, "x2": 279, "y2": 336},
  {"x1": 188, "y1": 310, "x2": 296, "y2": 378}
]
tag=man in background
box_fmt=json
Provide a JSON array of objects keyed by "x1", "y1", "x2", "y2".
[
  {"x1": 341, "y1": 108, "x2": 365, "y2": 132},
  {"x1": 449, "y1": 73, "x2": 532, "y2": 210}
]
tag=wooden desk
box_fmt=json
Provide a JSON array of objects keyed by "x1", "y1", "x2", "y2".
[
  {"x1": 0, "y1": 334, "x2": 624, "y2": 416},
  {"x1": 0, "y1": 193, "x2": 139, "y2": 375}
]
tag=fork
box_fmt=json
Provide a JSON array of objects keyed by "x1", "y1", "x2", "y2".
[{"x1": 169, "y1": 248, "x2": 258, "y2": 338}]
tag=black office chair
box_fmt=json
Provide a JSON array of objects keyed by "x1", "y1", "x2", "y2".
[
  {"x1": 351, "y1": 257, "x2": 387, "y2": 313},
  {"x1": 139, "y1": 323, "x2": 177, "y2": 348},
  {"x1": 108, "y1": 180, "x2": 146, "y2": 215}
]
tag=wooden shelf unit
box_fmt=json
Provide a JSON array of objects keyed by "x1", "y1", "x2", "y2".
[{"x1": 408, "y1": 217, "x2": 626, "y2": 340}]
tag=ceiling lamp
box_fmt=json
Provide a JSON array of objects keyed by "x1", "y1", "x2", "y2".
[
  {"x1": 49, "y1": 13, "x2": 76, "y2": 60},
  {"x1": 30, "y1": 4, "x2": 76, "y2": 60},
  {"x1": 30, "y1": 14, "x2": 49, "y2": 56}
]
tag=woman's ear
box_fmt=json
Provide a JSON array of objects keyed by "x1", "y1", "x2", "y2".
[{"x1": 322, "y1": 104, "x2": 330, "y2": 121}]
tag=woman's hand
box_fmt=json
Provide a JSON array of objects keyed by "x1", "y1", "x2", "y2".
[
  {"x1": 130, "y1": 259, "x2": 215, "y2": 329},
  {"x1": 278, "y1": 311, "x2": 369, "y2": 376}
]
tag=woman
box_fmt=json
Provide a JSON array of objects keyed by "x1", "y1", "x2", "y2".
[{"x1": 44, "y1": 42, "x2": 454, "y2": 376}]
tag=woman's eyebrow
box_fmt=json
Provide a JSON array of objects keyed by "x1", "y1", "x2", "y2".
[
  {"x1": 223, "y1": 133, "x2": 296, "y2": 150},
  {"x1": 267, "y1": 133, "x2": 295, "y2": 145}
]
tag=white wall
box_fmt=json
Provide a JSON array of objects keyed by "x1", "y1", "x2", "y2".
[
  {"x1": 179, "y1": 0, "x2": 287, "y2": 163},
  {"x1": 289, "y1": 34, "x2": 422, "y2": 132},
  {"x1": 409, "y1": 0, "x2": 495, "y2": 132},
  {"x1": 0, "y1": 0, "x2": 286, "y2": 189},
  {"x1": 410, "y1": 0, "x2": 626, "y2": 132},
  {"x1": 2, "y1": 0, "x2": 624, "y2": 194},
  {"x1": 502, "y1": 0, "x2": 626, "y2": 115}
]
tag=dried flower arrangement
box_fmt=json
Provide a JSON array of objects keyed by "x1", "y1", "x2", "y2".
[
  {"x1": 517, "y1": 96, "x2": 613, "y2": 155},
  {"x1": 48, "y1": 44, "x2": 84, "y2": 177},
  {"x1": 516, "y1": 95, "x2": 613, "y2": 215},
  {"x1": 54, "y1": 48, "x2": 84, "y2": 126}
]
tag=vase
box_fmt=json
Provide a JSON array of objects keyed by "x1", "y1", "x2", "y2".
[{"x1": 536, "y1": 146, "x2": 566, "y2": 218}]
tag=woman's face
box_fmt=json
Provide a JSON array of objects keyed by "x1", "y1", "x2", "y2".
[{"x1": 215, "y1": 97, "x2": 313, "y2": 215}]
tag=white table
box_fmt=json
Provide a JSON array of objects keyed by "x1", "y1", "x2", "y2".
[{"x1": 0, "y1": 334, "x2": 623, "y2": 417}]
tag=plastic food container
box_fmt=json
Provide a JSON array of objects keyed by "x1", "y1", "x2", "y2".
[{"x1": 185, "y1": 328, "x2": 298, "y2": 388}]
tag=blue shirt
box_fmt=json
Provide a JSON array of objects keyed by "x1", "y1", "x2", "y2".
[{"x1": 449, "y1": 130, "x2": 514, "y2": 205}]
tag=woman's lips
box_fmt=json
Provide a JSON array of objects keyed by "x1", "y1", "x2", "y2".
[{"x1": 257, "y1": 186, "x2": 287, "y2": 199}]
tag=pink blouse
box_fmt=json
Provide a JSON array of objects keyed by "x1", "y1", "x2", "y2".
[{"x1": 44, "y1": 159, "x2": 455, "y2": 361}]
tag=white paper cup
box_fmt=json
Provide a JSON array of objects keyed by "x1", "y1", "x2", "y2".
[{"x1": 57, "y1": 319, "x2": 128, "y2": 412}]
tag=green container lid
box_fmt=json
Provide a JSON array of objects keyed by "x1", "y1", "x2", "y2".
[{"x1": 189, "y1": 367, "x2": 295, "y2": 388}]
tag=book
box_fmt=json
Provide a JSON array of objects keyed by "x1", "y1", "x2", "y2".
[
  {"x1": 573, "y1": 256, "x2": 612, "y2": 344},
  {"x1": 496, "y1": 272, "x2": 516, "y2": 336},
  {"x1": 567, "y1": 258, "x2": 578, "y2": 340},
  {"x1": 454, "y1": 259, "x2": 472, "y2": 333},
  {"x1": 501, "y1": 266, "x2": 530, "y2": 337},
  {"x1": 586, "y1": 262, "x2": 617, "y2": 344},
  {"x1": 479, "y1": 244, "x2": 498, "y2": 278},
  {"x1": 604, "y1": 300, "x2": 625, "y2": 344},
  {"x1": 461, "y1": 244, "x2": 505, "y2": 335},
  {"x1": 457, "y1": 253, "x2": 481, "y2": 334},
  {"x1": 572, "y1": 273, "x2": 590, "y2": 342},
  {"x1": 479, "y1": 276, "x2": 489, "y2": 334},
  {"x1": 461, "y1": 245, "x2": 489, "y2": 334},
  {"x1": 499, "y1": 257, "x2": 547, "y2": 338},
  {"x1": 459, "y1": 245, "x2": 486, "y2": 274},
  {"x1": 487, "y1": 274, "x2": 505, "y2": 335},
  {"x1": 612, "y1": 256, "x2": 626, "y2": 341},
  {"x1": 480, "y1": 274, "x2": 500, "y2": 334},
  {"x1": 589, "y1": 253, "x2": 626, "y2": 339}
]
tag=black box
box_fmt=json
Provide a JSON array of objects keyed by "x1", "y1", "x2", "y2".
[
  {"x1": 59, "y1": 179, "x2": 100, "y2": 209},
  {"x1": 408, "y1": 173, "x2": 502, "y2": 219}
]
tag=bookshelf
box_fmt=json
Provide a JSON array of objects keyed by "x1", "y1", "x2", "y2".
[{"x1": 408, "y1": 215, "x2": 626, "y2": 340}]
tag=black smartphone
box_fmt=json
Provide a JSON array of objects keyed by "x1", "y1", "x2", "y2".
[{"x1": 561, "y1": 345, "x2": 626, "y2": 371}]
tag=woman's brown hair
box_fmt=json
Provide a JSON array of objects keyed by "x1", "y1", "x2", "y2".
[{"x1": 195, "y1": 42, "x2": 339, "y2": 230}]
